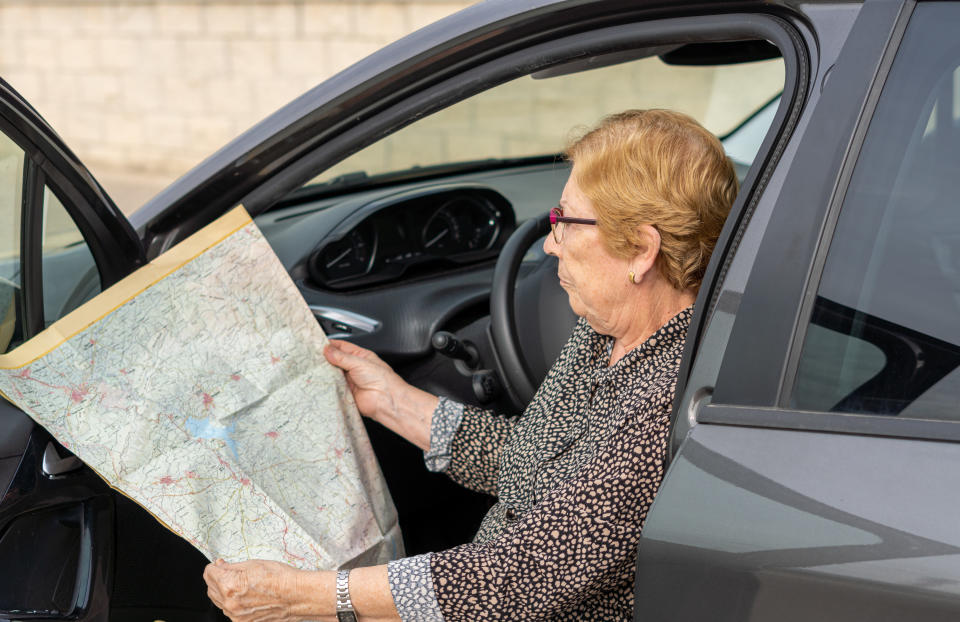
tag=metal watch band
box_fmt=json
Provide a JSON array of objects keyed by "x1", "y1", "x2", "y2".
[{"x1": 336, "y1": 569, "x2": 357, "y2": 622}]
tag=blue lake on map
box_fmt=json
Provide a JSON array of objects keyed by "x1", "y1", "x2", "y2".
[{"x1": 185, "y1": 417, "x2": 239, "y2": 460}]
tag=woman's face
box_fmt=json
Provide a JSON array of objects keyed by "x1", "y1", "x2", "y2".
[{"x1": 543, "y1": 172, "x2": 636, "y2": 334}]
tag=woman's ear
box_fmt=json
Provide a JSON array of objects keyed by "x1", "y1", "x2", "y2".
[{"x1": 631, "y1": 225, "x2": 661, "y2": 281}]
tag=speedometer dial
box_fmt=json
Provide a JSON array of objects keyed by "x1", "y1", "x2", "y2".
[
  {"x1": 438, "y1": 196, "x2": 501, "y2": 252},
  {"x1": 316, "y1": 227, "x2": 375, "y2": 282}
]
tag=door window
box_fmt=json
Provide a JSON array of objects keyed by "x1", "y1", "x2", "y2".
[
  {"x1": 0, "y1": 134, "x2": 24, "y2": 354},
  {"x1": 791, "y1": 4, "x2": 960, "y2": 419},
  {"x1": 307, "y1": 52, "x2": 784, "y2": 220},
  {"x1": 41, "y1": 186, "x2": 100, "y2": 324}
]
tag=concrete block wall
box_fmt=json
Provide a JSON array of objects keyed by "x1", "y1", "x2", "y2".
[
  {"x1": 0, "y1": 0, "x2": 474, "y2": 210},
  {"x1": 0, "y1": 1, "x2": 783, "y2": 212}
]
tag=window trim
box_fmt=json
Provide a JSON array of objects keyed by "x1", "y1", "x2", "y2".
[
  {"x1": 699, "y1": 404, "x2": 960, "y2": 444},
  {"x1": 0, "y1": 82, "x2": 143, "y2": 288},
  {"x1": 243, "y1": 13, "x2": 809, "y2": 215},
  {"x1": 665, "y1": 15, "x2": 810, "y2": 458},
  {"x1": 0, "y1": 91, "x2": 142, "y2": 339},
  {"x1": 19, "y1": 157, "x2": 44, "y2": 338}
]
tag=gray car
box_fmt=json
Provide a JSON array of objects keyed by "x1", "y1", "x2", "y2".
[{"x1": 0, "y1": 0, "x2": 958, "y2": 620}]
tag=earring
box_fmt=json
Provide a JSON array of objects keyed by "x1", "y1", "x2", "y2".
[{"x1": 628, "y1": 271, "x2": 636, "y2": 284}]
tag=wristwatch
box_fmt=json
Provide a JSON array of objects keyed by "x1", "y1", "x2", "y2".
[{"x1": 336, "y1": 569, "x2": 358, "y2": 622}]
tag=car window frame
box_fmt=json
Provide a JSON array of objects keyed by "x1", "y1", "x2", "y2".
[
  {"x1": 0, "y1": 82, "x2": 144, "y2": 290},
  {"x1": 698, "y1": 0, "x2": 960, "y2": 445},
  {"x1": 778, "y1": 2, "x2": 960, "y2": 428},
  {"x1": 240, "y1": 14, "x2": 807, "y2": 214},
  {"x1": 0, "y1": 92, "x2": 143, "y2": 341},
  {"x1": 242, "y1": 13, "x2": 812, "y2": 434}
]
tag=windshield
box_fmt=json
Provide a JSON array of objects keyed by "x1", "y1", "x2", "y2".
[{"x1": 307, "y1": 55, "x2": 784, "y2": 190}]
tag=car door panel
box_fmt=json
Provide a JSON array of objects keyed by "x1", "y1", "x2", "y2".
[
  {"x1": 0, "y1": 399, "x2": 31, "y2": 459},
  {"x1": 638, "y1": 420, "x2": 960, "y2": 621},
  {"x1": 639, "y1": 1, "x2": 960, "y2": 620},
  {"x1": 0, "y1": 425, "x2": 113, "y2": 620}
]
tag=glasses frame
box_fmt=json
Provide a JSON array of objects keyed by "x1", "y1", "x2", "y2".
[{"x1": 549, "y1": 206, "x2": 597, "y2": 243}]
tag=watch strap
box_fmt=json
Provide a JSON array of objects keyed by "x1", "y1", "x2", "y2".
[{"x1": 336, "y1": 570, "x2": 357, "y2": 622}]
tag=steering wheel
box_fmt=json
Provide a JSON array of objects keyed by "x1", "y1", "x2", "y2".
[{"x1": 490, "y1": 213, "x2": 578, "y2": 407}]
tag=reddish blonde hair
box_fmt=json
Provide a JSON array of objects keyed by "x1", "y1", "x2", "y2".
[{"x1": 566, "y1": 109, "x2": 738, "y2": 292}]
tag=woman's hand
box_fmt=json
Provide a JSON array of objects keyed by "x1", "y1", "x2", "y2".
[
  {"x1": 324, "y1": 340, "x2": 405, "y2": 423},
  {"x1": 324, "y1": 339, "x2": 437, "y2": 451},
  {"x1": 203, "y1": 559, "x2": 329, "y2": 622}
]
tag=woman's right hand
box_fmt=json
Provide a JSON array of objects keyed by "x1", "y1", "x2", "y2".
[
  {"x1": 324, "y1": 340, "x2": 404, "y2": 422},
  {"x1": 324, "y1": 340, "x2": 438, "y2": 451}
]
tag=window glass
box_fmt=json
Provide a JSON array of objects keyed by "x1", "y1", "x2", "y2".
[
  {"x1": 0, "y1": 134, "x2": 24, "y2": 354},
  {"x1": 792, "y1": 4, "x2": 960, "y2": 418},
  {"x1": 41, "y1": 186, "x2": 100, "y2": 325},
  {"x1": 308, "y1": 54, "x2": 784, "y2": 207}
]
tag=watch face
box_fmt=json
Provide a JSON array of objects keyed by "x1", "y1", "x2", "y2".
[{"x1": 337, "y1": 612, "x2": 358, "y2": 622}]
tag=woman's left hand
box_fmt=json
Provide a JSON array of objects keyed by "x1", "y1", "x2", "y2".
[{"x1": 203, "y1": 559, "x2": 327, "y2": 622}]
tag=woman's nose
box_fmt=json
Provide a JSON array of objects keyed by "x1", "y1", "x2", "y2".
[{"x1": 543, "y1": 231, "x2": 559, "y2": 257}]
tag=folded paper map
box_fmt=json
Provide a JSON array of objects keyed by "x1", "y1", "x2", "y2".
[{"x1": 0, "y1": 206, "x2": 402, "y2": 569}]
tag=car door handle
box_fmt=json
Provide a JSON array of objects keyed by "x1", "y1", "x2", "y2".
[
  {"x1": 309, "y1": 305, "x2": 381, "y2": 338},
  {"x1": 42, "y1": 441, "x2": 83, "y2": 477}
]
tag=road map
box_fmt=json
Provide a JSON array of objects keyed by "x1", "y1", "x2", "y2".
[{"x1": 0, "y1": 207, "x2": 402, "y2": 570}]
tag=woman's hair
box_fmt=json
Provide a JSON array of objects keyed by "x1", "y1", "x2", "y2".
[{"x1": 565, "y1": 109, "x2": 738, "y2": 292}]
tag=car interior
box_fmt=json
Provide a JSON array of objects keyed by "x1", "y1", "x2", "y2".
[{"x1": 1, "y1": 31, "x2": 790, "y2": 621}]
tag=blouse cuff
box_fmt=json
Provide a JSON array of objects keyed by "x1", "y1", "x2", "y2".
[
  {"x1": 423, "y1": 397, "x2": 465, "y2": 472},
  {"x1": 387, "y1": 553, "x2": 446, "y2": 622}
]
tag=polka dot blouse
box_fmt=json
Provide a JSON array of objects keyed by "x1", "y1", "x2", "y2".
[{"x1": 387, "y1": 307, "x2": 692, "y2": 621}]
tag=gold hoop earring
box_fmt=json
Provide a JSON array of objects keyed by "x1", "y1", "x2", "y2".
[{"x1": 628, "y1": 271, "x2": 636, "y2": 284}]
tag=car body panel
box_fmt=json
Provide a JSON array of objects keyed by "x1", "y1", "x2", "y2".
[{"x1": 638, "y1": 421, "x2": 960, "y2": 621}]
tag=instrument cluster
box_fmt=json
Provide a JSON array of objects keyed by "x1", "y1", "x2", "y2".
[{"x1": 308, "y1": 188, "x2": 515, "y2": 290}]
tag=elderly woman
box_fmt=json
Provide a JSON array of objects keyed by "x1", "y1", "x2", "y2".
[{"x1": 204, "y1": 109, "x2": 737, "y2": 621}]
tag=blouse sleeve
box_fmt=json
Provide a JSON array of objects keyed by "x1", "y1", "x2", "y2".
[
  {"x1": 423, "y1": 397, "x2": 466, "y2": 472},
  {"x1": 428, "y1": 397, "x2": 672, "y2": 620},
  {"x1": 441, "y1": 402, "x2": 517, "y2": 497},
  {"x1": 388, "y1": 553, "x2": 445, "y2": 622},
  {"x1": 422, "y1": 397, "x2": 517, "y2": 496}
]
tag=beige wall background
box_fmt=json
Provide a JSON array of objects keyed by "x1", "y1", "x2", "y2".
[
  {"x1": 0, "y1": 1, "x2": 783, "y2": 215},
  {"x1": 0, "y1": 0, "x2": 474, "y2": 212}
]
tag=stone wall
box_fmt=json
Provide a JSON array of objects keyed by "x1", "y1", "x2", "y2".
[
  {"x1": 0, "y1": 1, "x2": 784, "y2": 213},
  {"x1": 0, "y1": 0, "x2": 474, "y2": 210}
]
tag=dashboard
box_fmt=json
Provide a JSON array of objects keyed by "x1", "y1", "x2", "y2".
[
  {"x1": 254, "y1": 163, "x2": 568, "y2": 357},
  {"x1": 306, "y1": 186, "x2": 516, "y2": 290}
]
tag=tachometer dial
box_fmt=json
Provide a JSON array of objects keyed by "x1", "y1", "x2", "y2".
[{"x1": 421, "y1": 206, "x2": 461, "y2": 253}]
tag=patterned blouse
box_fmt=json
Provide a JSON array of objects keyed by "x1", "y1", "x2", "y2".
[{"x1": 386, "y1": 307, "x2": 692, "y2": 621}]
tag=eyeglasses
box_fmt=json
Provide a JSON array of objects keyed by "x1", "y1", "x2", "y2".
[{"x1": 549, "y1": 206, "x2": 597, "y2": 244}]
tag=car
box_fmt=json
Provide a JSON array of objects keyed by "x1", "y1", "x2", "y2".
[{"x1": 1, "y1": 0, "x2": 958, "y2": 620}]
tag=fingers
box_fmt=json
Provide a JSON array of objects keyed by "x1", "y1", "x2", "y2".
[
  {"x1": 324, "y1": 342, "x2": 359, "y2": 367},
  {"x1": 204, "y1": 561, "x2": 251, "y2": 621},
  {"x1": 325, "y1": 342, "x2": 381, "y2": 373},
  {"x1": 326, "y1": 339, "x2": 371, "y2": 357},
  {"x1": 204, "y1": 563, "x2": 226, "y2": 609}
]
